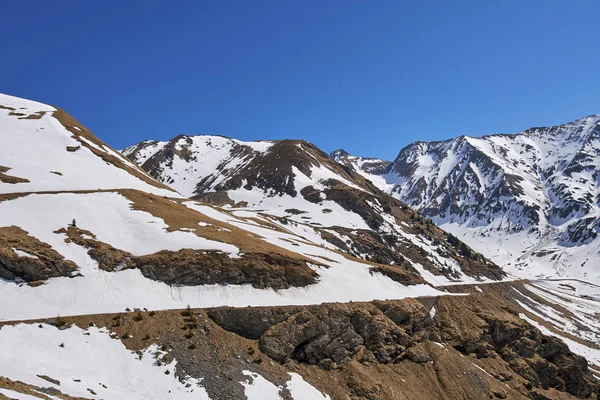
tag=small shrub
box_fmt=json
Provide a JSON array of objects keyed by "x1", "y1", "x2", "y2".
[
  {"x1": 142, "y1": 334, "x2": 150, "y2": 341},
  {"x1": 121, "y1": 332, "x2": 130, "y2": 339},
  {"x1": 164, "y1": 370, "x2": 170, "y2": 375},
  {"x1": 53, "y1": 315, "x2": 67, "y2": 328},
  {"x1": 111, "y1": 317, "x2": 122, "y2": 327},
  {"x1": 184, "y1": 332, "x2": 194, "y2": 339},
  {"x1": 148, "y1": 311, "x2": 156, "y2": 317},
  {"x1": 188, "y1": 344, "x2": 197, "y2": 350},
  {"x1": 133, "y1": 312, "x2": 144, "y2": 322},
  {"x1": 181, "y1": 305, "x2": 193, "y2": 317}
]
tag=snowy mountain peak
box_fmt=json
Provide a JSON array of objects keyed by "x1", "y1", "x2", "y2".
[{"x1": 360, "y1": 114, "x2": 600, "y2": 284}]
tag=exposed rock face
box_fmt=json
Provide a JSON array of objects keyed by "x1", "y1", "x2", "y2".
[
  {"x1": 209, "y1": 299, "x2": 435, "y2": 366},
  {"x1": 369, "y1": 115, "x2": 600, "y2": 283},
  {"x1": 56, "y1": 226, "x2": 319, "y2": 289},
  {"x1": 330, "y1": 149, "x2": 392, "y2": 176},
  {"x1": 208, "y1": 294, "x2": 599, "y2": 398},
  {"x1": 435, "y1": 293, "x2": 598, "y2": 398},
  {"x1": 0, "y1": 226, "x2": 77, "y2": 282}
]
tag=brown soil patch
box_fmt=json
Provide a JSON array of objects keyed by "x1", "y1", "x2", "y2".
[
  {"x1": 2, "y1": 288, "x2": 595, "y2": 400},
  {"x1": 118, "y1": 189, "x2": 319, "y2": 263},
  {"x1": 0, "y1": 165, "x2": 30, "y2": 184},
  {"x1": 9, "y1": 110, "x2": 47, "y2": 120},
  {"x1": 0, "y1": 376, "x2": 88, "y2": 399},
  {"x1": 0, "y1": 226, "x2": 78, "y2": 281}
]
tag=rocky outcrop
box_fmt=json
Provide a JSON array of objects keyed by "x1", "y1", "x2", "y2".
[
  {"x1": 57, "y1": 226, "x2": 319, "y2": 289},
  {"x1": 0, "y1": 226, "x2": 77, "y2": 282},
  {"x1": 435, "y1": 293, "x2": 598, "y2": 398},
  {"x1": 208, "y1": 294, "x2": 599, "y2": 398},
  {"x1": 209, "y1": 299, "x2": 435, "y2": 367}
]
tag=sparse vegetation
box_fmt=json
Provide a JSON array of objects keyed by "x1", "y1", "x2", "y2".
[
  {"x1": 111, "y1": 315, "x2": 122, "y2": 327},
  {"x1": 53, "y1": 315, "x2": 67, "y2": 328},
  {"x1": 180, "y1": 305, "x2": 193, "y2": 317}
]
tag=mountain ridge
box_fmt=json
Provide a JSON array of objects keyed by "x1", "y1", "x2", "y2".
[{"x1": 335, "y1": 114, "x2": 600, "y2": 284}]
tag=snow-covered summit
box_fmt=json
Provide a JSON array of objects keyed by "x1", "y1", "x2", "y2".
[
  {"x1": 358, "y1": 114, "x2": 600, "y2": 284},
  {"x1": 126, "y1": 134, "x2": 505, "y2": 284}
]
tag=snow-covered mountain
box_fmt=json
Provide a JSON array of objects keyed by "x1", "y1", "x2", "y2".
[
  {"x1": 330, "y1": 148, "x2": 393, "y2": 191},
  {"x1": 341, "y1": 115, "x2": 600, "y2": 284},
  {"x1": 1, "y1": 93, "x2": 599, "y2": 400},
  {"x1": 124, "y1": 135, "x2": 505, "y2": 284}
]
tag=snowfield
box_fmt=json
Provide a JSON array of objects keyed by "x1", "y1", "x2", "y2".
[
  {"x1": 0, "y1": 93, "x2": 176, "y2": 197},
  {"x1": 0, "y1": 323, "x2": 329, "y2": 400},
  {"x1": 364, "y1": 114, "x2": 600, "y2": 285},
  {"x1": 0, "y1": 192, "x2": 444, "y2": 321},
  {"x1": 122, "y1": 135, "x2": 274, "y2": 198},
  {"x1": 0, "y1": 191, "x2": 240, "y2": 259}
]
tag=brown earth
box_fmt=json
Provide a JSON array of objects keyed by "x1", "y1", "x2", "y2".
[
  {"x1": 50, "y1": 107, "x2": 176, "y2": 193},
  {"x1": 2, "y1": 285, "x2": 596, "y2": 400},
  {"x1": 0, "y1": 165, "x2": 30, "y2": 184},
  {"x1": 0, "y1": 226, "x2": 77, "y2": 282}
]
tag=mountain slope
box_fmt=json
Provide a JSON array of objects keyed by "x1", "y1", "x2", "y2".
[
  {"x1": 124, "y1": 135, "x2": 505, "y2": 284},
  {"x1": 354, "y1": 115, "x2": 600, "y2": 284},
  {"x1": 1, "y1": 92, "x2": 457, "y2": 322},
  {"x1": 1, "y1": 93, "x2": 598, "y2": 400},
  {"x1": 0, "y1": 94, "x2": 176, "y2": 196}
]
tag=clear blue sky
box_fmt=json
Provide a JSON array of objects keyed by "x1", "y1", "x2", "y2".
[{"x1": 2, "y1": 1, "x2": 599, "y2": 160}]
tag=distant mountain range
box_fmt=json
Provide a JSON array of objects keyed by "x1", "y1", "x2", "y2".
[{"x1": 330, "y1": 115, "x2": 600, "y2": 285}]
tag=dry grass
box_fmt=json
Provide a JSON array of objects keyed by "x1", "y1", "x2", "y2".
[
  {"x1": 0, "y1": 165, "x2": 30, "y2": 184},
  {"x1": 0, "y1": 290, "x2": 590, "y2": 400},
  {"x1": 50, "y1": 108, "x2": 175, "y2": 193},
  {"x1": 118, "y1": 189, "x2": 318, "y2": 263}
]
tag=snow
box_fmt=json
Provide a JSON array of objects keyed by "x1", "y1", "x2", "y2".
[
  {"x1": 11, "y1": 248, "x2": 38, "y2": 259},
  {"x1": 0, "y1": 192, "x2": 239, "y2": 258},
  {"x1": 0, "y1": 192, "x2": 444, "y2": 321},
  {"x1": 224, "y1": 187, "x2": 372, "y2": 230},
  {"x1": 241, "y1": 371, "x2": 283, "y2": 400},
  {"x1": 0, "y1": 388, "x2": 44, "y2": 400},
  {"x1": 286, "y1": 373, "x2": 331, "y2": 400},
  {"x1": 123, "y1": 135, "x2": 273, "y2": 198},
  {"x1": 0, "y1": 323, "x2": 210, "y2": 399},
  {"x1": 0, "y1": 93, "x2": 176, "y2": 197},
  {"x1": 376, "y1": 114, "x2": 600, "y2": 286},
  {"x1": 514, "y1": 281, "x2": 600, "y2": 370},
  {"x1": 0, "y1": 323, "x2": 330, "y2": 400},
  {"x1": 242, "y1": 371, "x2": 330, "y2": 400}
]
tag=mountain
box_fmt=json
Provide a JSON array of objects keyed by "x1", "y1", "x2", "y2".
[
  {"x1": 1, "y1": 92, "x2": 448, "y2": 319},
  {"x1": 392, "y1": 115, "x2": 600, "y2": 284},
  {"x1": 124, "y1": 135, "x2": 505, "y2": 284},
  {"x1": 337, "y1": 116, "x2": 600, "y2": 285},
  {"x1": 1, "y1": 93, "x2": 598, "y2": 400}
]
